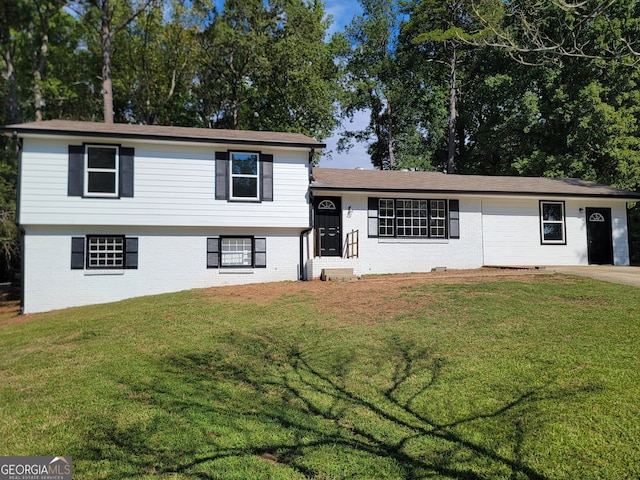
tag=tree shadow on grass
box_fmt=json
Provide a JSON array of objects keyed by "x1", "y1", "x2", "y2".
[{"x1": 79, "y1": 333, "x2": 599, "y2": 479}]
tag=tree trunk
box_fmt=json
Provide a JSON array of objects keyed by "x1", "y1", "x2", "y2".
[
  {"x1": 447, "y1": 43, "x2": 457, "y2": 174},
  {"x1": 101, "y1": 0, "x2": 114, "y2": 123},
  {"x1": 2, "y1": 47, "x2": 20, "y2": 123},
  {"x1": 33, "y1": 31, "x2": 48, "y2": 122},
  {"x1": 386, "y1": 97, "x2": 395, "y2": 169}
]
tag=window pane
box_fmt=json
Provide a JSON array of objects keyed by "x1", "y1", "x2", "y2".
[
  {"x1": 543, "y1": 203, "x2": 563, "y2": 221},
  {"x1": 543, "y1": 223, "x2": 563, "y2": 241},
  {"x1": 232, "y1": 177, "x2": 258, "y2": 198},
  {"x1": 88, "y1": 236, "x2": 124, "y2": 268},
  {"x1": 221, "y1": 238, "x2": 252, "y2": 266},
  {"x1": 88, "y1": 172, "x2": 116, "y2": 193},
  {"x1": 88, "y1": 147, "x2": 116, "y2": 169},
  {"x1": 231, "y1": 153, "x2": 258, "y2": 175}
]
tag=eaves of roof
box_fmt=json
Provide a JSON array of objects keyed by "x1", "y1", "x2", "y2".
[
  {"x1": 2, "y1": 120, "x2": 326, "y2": 150},
  {"x1": 310, "y1": 168, "x2": 640, "y2": 200}
]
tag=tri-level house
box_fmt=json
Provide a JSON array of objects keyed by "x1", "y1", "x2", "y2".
[
  {"x1": 4, "y1": 120, "x2": 640, "y2": 313},
  {"x1": 5, "y1": 120, "x2": 323, "y2": 313}
]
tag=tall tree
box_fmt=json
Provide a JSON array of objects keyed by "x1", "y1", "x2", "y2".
[
  {"x1": 405, "y1": 0, "x2": 501, "y2": 173},
  {"x1": 197, "y1": 0, "x2": 270, "y2": 129},
  {"x1": 196, "y1": 0, "x2": 338, "y2": 139},
  {"x1": 335, "y1": 0, "x2": 403, "y2": 170},
  {"x1": 116, "y1": 0, "x2": 201, "y2": 125},
  {"x1": 72, "y1": 0, "x2": 154, "y2": 123}
]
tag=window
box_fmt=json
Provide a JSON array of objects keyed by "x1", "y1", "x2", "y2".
[
  {"x1": 540, "y1": 201, "x2": 566, "y2": 244},
  {"x1": 221, "y1": 238, "x2": 253, "y2": 267},
  {"x1": 68, "y1": 144, "x2": 134, "y2": 198},
  {"x1": 379, "y1": 199, "x2": 395, "y2": 236},
  {"x1": 88, "y1": 236, "x2": 124, "y2": 268},
  {"x1": 375, "y1": 198, "x2": 450, "y2": 238},
  {"x1": 85, "y1": 146, "x2": 118, "y2": 196},
  {"x1": 230, "y1": 152, "x2": 259, "y2": 200},
  {"x1": 207, "y1": 237, "x2": 267, "y2": 268},
  {"x1": 71, "y1": 236, "x2": 138, "y2": 269},
  {"x1": 215, "y1": 151, "x2": 273, "y2": 202}
]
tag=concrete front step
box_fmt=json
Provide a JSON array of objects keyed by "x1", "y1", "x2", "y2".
[{"x1": 320, "y1": 268, "x2": 356, "y2": 281}]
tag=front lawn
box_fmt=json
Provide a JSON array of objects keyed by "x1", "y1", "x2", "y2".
[{"x1": 1, "y1": 272, "x2": 639, "y2": 479}]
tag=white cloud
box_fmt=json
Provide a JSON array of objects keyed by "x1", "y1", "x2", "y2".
[{"x1": 324, "y1": 0, "x2": 362, "y2": 36}]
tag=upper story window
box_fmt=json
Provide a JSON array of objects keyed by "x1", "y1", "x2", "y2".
[
  {"x1": 68, "y1": 144, "x2": 134, "y2": 198},
  {"x1": 230, "y1": 152, "x2": 259, "y2": 200},
  {"x1": 215, "y1": 150, "x2": 273, "y2": 202},
  {"x1": 540, "y1": 201, "x2": 566, "y2": 244},
  {"x1": 85, "y1": 145, "x2": 119, "y2": 197}
]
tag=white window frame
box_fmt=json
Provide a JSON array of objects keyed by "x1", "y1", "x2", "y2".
[
  {"x1": 378, "y1": 199, "x2": 395, "y2": 236},
  {"x1": 380, "y1": 198, "x2": 448, "y2": 238},
  {"x1": 540, "y1": 201, "x2": 566, "y2": 244},
  {"x1": 84, "y1": 145, "x2": 119, "y2": 197},
  {"x1": 230, "y1": 152, "x2": 260, "y2": 201},
  {"x1": 87, "y1": 236, "x2": 125, "y2": 269},
  {"x1": 429, "y1": 200, "x2": 447, "y2": 238},
  {"x1": 221, "y1": 237, "x2": 253, "y2": 267}
]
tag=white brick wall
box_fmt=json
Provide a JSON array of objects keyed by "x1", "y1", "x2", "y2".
[
  {"x1": 482, "y1": 197, "x2": 630, "y2": 266},
  {"x1": 308, "y1": 195, "x2": 484, "y2": 278},
  {"x1": 23, "y1": 226, "x2": 303, "y2": 313}
]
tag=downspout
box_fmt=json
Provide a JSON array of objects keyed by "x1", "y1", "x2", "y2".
[
  {"x1": 12, "y1": 131, "x2": 25, "y2": 314},
  {"x1": 299, "y1": 227, "x2": 313, "y2": 280},
  {"x1": 299, "y1": 148, "x2": 316, "y2": 280}
]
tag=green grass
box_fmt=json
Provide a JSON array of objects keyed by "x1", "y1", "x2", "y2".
[{"x1": 1, "y1": 274, "x2": 639, "y2": 479}]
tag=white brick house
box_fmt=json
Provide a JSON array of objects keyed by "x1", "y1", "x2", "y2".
[{"x1": 4, "y1": 120, "x2": 640, "y2": 313}]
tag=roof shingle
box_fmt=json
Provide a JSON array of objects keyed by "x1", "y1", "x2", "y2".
[
  {"x1": 2, "y1": 120, "x2": 325, "y2": 149},
  {"x1": 311, "y1": 167, "x2": 640, "y2": 199}
]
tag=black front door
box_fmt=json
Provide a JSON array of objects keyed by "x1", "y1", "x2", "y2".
[
  {"x1": 586, "y1": 207, "x2": 613, "y2": 265},
  {"x1": 314, "y1": 197, "x2": 342, "y2": 256}
]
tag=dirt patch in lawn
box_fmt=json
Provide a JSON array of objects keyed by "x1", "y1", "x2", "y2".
[{"x1": 200, "y1": 268, "x2": 563, "y2": 325}]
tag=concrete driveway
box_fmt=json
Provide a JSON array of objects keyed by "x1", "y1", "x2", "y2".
[{"x1": 547, "y1": 265, "x2": 640, "y2": 287}]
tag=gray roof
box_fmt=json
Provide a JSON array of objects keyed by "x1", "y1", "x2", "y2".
[
  {"x1": 2, "y1": 120, "x2": 325, "y2": 149},
  {"x1": 311, "y1": 168, "x2": 640, "y2": 199}
]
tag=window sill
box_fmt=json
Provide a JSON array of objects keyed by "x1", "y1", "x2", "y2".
[
  {"x1": 219, "y1": 269, "x2": 255, "y2": 274},
  {"x1": 84, "y1": 270, "x2": 126, "y2": 276},
  {"x1": 378, "y1": 238, "x2": 449, "y2": 245}
]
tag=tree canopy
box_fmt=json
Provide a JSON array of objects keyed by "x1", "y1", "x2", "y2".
[{"x1": 2, "y1": 0, "x2": 640, "y2": 279}]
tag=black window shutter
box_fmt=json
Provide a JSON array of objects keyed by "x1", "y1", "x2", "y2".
[
  {"x1": 125, "y1": 237, "x2": 138, "y2": 269},
  {"x1": 71, "y1": 237, "x2": 85, "y2": 269},
  {"x1": 368, "y1": 198, "x2": 379, "y2": 238},
  {"x1": 120, "y1": 147, "x2": 135, "y2": 198},
  {"x1": 207, "y1": 237, "x2": 220, "y2": 268},
  {"x1": 449, "y1": 199, "x2": 460, "y2": 239},
  {"x1": 254, "y1": 237, "x2": 267, "y2": 268},
  {"x1": 260, "y1": 154, "x2": 274, "y2": 202},
  {"x1": 68, "y1": 145, "x2": 84, "y2": 197},
  {"x1": 215, "y1": 152, "x2": 229, "y2": 200}
]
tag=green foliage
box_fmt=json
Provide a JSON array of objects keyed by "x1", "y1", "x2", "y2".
[
  {"x1": 1, "y1": 276, "x2": 640, "y2": 478},
  {"x1": 195, "y1": 0, "x2": 338, "y2": 139}
]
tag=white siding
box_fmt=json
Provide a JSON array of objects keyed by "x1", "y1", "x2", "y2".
[
  {"x1": 482, "y1": 197, "x2": 630, "y2": 266},
  {"x1": 19, "y1": 137, "x2": 310, "y2": 228},
  {"x1": 22, "y1": 226, "x2": 303, "y2": 313},
  {"x1": 309, "y1": 194, "x2": 484, "y2": 277}
]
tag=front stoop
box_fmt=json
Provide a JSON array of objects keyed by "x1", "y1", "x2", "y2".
[{"x1": 320, "y1": 268, "x2": 356, "y2": 281}]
